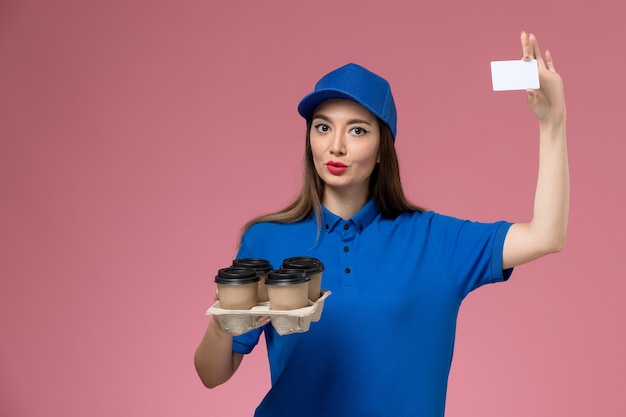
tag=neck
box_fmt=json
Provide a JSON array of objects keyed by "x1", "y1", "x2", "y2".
[{"x1": 322, "y1": 186, "x2": 369, "y2": 220}]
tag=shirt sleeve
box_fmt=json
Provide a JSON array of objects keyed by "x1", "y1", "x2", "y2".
[
  {"x1": 232, "y1": 327, "x2": 263, "y2": 354},
  {"x1": 428, "y1": 214, "x2": 514, "y2": 298}
]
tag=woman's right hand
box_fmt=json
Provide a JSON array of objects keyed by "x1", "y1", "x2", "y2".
[{"x1": 211, "y1": 288, "x2": 271, "y2": 334}]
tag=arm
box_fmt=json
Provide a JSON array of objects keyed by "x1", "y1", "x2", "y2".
[
  {"x1": 194, "y1": 288, "x2": 271, "y2": 388},
  {"x1": 502, "y1": 32, "x2": 569, "y2": 269},
  {"x1": 194, "y1": 317, "x2": 245, "y2": 389}
]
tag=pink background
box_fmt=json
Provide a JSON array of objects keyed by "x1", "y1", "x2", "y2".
[{"x1": 1, "y1": 1, "x2": 625, "y2": 416}]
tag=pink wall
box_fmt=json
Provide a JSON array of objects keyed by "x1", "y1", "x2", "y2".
[{"x1": 1, "y1": 1, "x2": 625, "y2": 416}]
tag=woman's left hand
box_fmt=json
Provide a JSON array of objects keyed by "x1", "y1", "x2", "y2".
[{"x1": 521, "y1": 32, "x2": 566, "y2": 124}]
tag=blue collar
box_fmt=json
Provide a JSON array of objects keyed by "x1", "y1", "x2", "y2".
[{"x1": 321, "y1": 199, "x2": 379, "y2": 234}]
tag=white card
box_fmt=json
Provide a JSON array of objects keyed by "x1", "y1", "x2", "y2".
[{"x1": 490, "y1": 59, "x2": 539, "y2": 91}]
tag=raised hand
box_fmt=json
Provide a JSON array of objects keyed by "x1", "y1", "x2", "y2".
[{"x1": 521, "y1": 32, "x2": 566, "y2": 124}]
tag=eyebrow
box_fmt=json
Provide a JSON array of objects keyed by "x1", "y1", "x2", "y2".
[{"x1": 312, "y1": 114, "x2": 373, "y2": 126}]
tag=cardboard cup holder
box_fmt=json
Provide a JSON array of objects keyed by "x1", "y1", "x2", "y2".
[{"x1": 206, "y1": 290, "x2": 331, "y2": 336}]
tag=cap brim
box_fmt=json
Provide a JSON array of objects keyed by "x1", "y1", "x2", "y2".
[{"x1": 297, "y1": 89, "x2": 365, "y2": 120}]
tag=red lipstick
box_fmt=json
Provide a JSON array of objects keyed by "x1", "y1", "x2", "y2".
[{"x1": 326, "y1": 161, "x2": 348, "y2": 175}]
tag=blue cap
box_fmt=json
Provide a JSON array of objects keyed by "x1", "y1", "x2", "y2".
[{"x1": 297, "y1": 63, "x2": 397, "y2": 140}]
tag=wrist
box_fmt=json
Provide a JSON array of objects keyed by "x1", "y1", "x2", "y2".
[
  {"x1": 539, "y1": 115, "x2": 566, "y2": 134},
  {"x1": 208, "y1": 316, "x2": 232, "y2": 338}
]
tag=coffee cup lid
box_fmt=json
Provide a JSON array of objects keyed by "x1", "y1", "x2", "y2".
[
  {"x1": 266, "y1": 269, "x2": 310, "y2": 286},
  {"x1": 215, "y1": 267, "x2": 260, "y2": 285},
  {"x1": 232, "y1": 258, "x2": 273, "y2": 273},
  {"x1": 281, "y1": 256, "x2": 325, "y2": 274}
]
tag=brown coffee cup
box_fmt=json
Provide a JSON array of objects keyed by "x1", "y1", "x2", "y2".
[
  {"x1": 232, "y1": 258, "x2": 273, "y2": 302},
  {"x1": 266, "y1": 269, "x2": 310, "y2": 310},
  {"x1": 214, "y1": 267, "x2": 260, "y2": 310},
  {"x1": 281, "y1": 256, "x2": 324, "y2": 301}
]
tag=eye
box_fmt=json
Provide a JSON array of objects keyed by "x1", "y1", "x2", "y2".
[
  {"x1": 349, "y1": 127, "x2": 369, "y2": 136},
  {"x1": 314, "y1": 123, "x2": 330, "y2": 133}
]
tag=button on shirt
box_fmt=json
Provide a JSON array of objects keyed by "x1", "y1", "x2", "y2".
[{"x1": 233, "y1": 199, "x2": 513, "y2": 417}]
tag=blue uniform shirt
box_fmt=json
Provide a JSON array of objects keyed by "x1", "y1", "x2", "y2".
[{"x1": 233, "y1": 199, "x2": 513, "y2": 417}]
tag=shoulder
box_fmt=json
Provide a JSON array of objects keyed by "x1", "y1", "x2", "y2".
[
  {"x1": 392, "y1": 210, "x2": 510, "y2": 241},
  {"x1": 386, "y1": 209, "x2": 442, "y2": 227},
  {"x1": 241, "y1": 218, "x2": 317, "y2": 247},
  {"x1": 244, "y1": 218, "x2": 313, "y2": 236},
  {"x1": 238, "y1": 218, "x2": 321, "y2": 265}
]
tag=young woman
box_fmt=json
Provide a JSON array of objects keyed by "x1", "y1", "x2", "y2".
[{"x1": 194, "y1": 32, "x2": 568, "y2": 416}]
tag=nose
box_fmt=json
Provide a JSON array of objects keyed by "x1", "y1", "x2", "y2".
[{"x1": 329, "y1": 131, "x2": 346, "y2": 156}]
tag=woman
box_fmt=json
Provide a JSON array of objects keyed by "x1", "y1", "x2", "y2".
[{"x1": 194, "y1": 32, "x2": 568, "y2": 416}]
